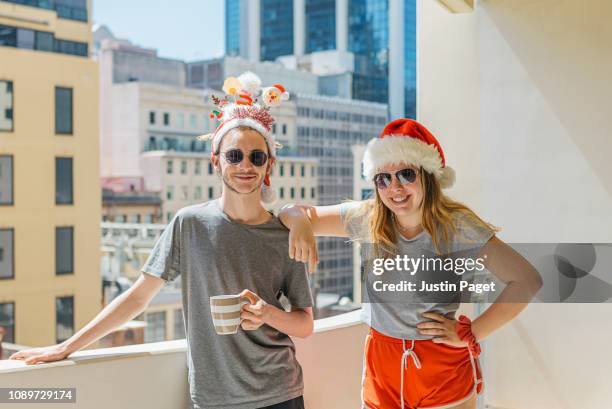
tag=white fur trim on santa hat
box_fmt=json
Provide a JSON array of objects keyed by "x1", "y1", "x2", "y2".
[
  {"x1": 438, "y1": 166, "x2": 455, "y2": 189},
  {"x1": 212, "y1": 118, "x2": 277, "y2": 157},
  {"x1": 362, "y1": 135, "x2": 455, "y2": 188}
]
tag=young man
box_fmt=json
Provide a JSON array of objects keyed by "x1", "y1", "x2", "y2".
[{"x1": 10, "y1": 73, "x2": 314, "y2": 409}]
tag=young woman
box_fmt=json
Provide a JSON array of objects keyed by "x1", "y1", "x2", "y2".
[{"x1": 279, "y1": 119, "x2": 542, "y2": 409}]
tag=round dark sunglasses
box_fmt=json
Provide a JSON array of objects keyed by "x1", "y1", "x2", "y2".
[
  {"x1": 373, "y1": 168, "x2": 418, "y2": 189},
  {"x1": 217, "y1": 149, "x2": 269, "y2": 167}
]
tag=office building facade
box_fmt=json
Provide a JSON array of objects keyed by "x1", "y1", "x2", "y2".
[
  {"x1": 0, "y1": 0, "x2": 101, "y2": 347},
  {"x1": 225, "y1": 0, "x2": 417, "y2": 119}
]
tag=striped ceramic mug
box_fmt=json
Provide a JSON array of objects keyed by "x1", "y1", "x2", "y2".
[{"x1": 210, "y1": 294, "x2": 249, "y2": 335}]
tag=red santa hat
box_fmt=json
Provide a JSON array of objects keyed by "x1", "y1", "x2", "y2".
[{"x1": 362, "y1": 119, "x2": 455, "y2": 189}]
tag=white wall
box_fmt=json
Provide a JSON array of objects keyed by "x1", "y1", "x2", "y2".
[{"x1": 419, "y1": 1, "x2": 612, "y2": 407}]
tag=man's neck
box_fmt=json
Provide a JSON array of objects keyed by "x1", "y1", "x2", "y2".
[{"x1": 219, "y1": 190, "x2": 271, "y2": 225}]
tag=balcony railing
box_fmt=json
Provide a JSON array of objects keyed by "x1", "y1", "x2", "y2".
[{"x1": 0, "y1": 310, "x2": 367, "y2": 409}]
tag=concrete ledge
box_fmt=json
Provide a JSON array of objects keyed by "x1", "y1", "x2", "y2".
[{"x1": 0, "y1": 310, "x2": 364, "y2": 374}]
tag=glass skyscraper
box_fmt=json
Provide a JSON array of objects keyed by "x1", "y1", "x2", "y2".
[
  {"x1": 224, "y1": 0, "x2": 417, "y2": 117},
  {"x1": 306, "y1": 0, "x2": 336, "y2": 53},
  {"x1": 348, "y1": 0, "x2": 390, "y2": 105},
  {"x1": 404, "y1": 0, "x2": 417, "y2": 119},
  {"x1": 260, "y1": 0, "x2": 294, "y2": 61},
  {"x1": 225, "y1": 0, "x2": 241, "y2": 56}
]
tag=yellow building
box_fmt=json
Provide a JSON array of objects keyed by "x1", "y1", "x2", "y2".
[{"x1": 0, "y1": 0, "x2": 101, "y2": 347}]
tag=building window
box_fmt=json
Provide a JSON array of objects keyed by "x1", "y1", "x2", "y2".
[
  {"x1": 301, "y1": 187, "x2": 305, "y2": 199},
  {"x1": 0, "y1": 228, "x2": 14, "y2": 279},
  {"x1": 290, "y1": 187, "x2": 295, "y2": 199},
  {"x1": 163, "y1": 113, "x2": 170, "y2": 126},
  {"x1": 177, "y1": 113, "x2": 185, "y2": 128},
  {"x1": 0, "y1": 24, "x2": 87, "y2": 56},
  {"x1": 194, "y1": 186, "x2": 202, "y2": 200},
  {"x1": 280, "y1": 164, "x2": 284, "y2": 177},
  {"x1": 311, "y1": 167, "x2": 315, "y2": 177},
  {"x1": 290, "y1": 164, "x2": 295, "y2": 177},
  {"x1": 301, "y1": 165, "x2": 305, "y2": 177},
  {"x1": 361, "y1": 189, "x2": 373, "y2": 200},
  {"x1": 280, "y1": 187, "x2": 284, "y2": 199},
  {"x1": 19, "y1": 31, "x2": 37, "y2": 50},
  {"x1": 149, "y1": 111, "x2": 156, "y2": 125},
  {"x1": 180, "y1": 160, "x2": 187, "y2": 175},
  {"x1": 0, "y1": 302, "x2": 15, "y2": 343},
  {"x1": 55, "y1": 87, "x2": 73, "y2": 135},
  {"x1": 306, "y1": 0, "x2": 336, "y2": 52},
  {"x1": 166, "y1": 186, "x2": 174, "y2": 201},
  {"x1": 0, "y1": 155, "x2": 13, "y2": 205},
  {"x1": 56, "y1": 296, "x2": 74, "y2": 343},
  {"x1": 145, "y1": 311, "x2": 166, "y2": 342},
  {"x1": 166, "y1": 212, "x2": 173, "y2": 222},
  {"x1": 195, "y1": 160, "x2": 201, "y2": 175},
  {"x1": 55, "y1": 157, "x2": 73, "y2": 205},
  {"x1": 54, "y1": 0, "x2": 89, "y2": 22},
  {"x1": 208, "y1": 186, "x2": 214, "y2": 199},
  {"x1": 0, "y1": 81, "x2": 13, "y2": 132},
  {"x1": 56, "y1": 226, "x2": 74, "y2": 275},
  {"x1": 181, "y1": 186, "x2": 188, "y2": 201},
  {"x1": 173, "y1": 309, "x2": 185, "y2": 339},
  {"x1": 272, "y1": 124, "x2": 277, "y2": 134},
  {"x1": 208, "y1": 162, "x2": 213, "y2": 175},
  {"x1": 282, "y1": 124, "x2": 287, "y2": 135},
  {"x1": 311, "y1": 187, "x2": 315, "y2": 199},
  {"x1": 189, "y1": 114, "x2": 197, "y2": 129},
  {"x1": 166, "y1": 159, "x2": 173, "y2": 175},
  {"x1": 260, "y1": 0, "x2": 294, "y2": 61}
]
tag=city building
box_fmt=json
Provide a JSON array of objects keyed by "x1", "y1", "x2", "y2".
[
  {"x1": 0, "y1": 0, "x2": 101, "y2": 347},
  {"x1": 102, "y1": 188, "x2": 163, "y2": 224},
  {"x1": 294, "y1": 93, "x2": 387, "y2": 296},
  {"x1": 139, "y1": 287, "x2": 184, "y2": 343},
  {"x1": 186, "y1": 56, "x2": 318, "y2": 98},
  {"x1": 225, "y1": 0, "x2": 416, "y2": 119}
]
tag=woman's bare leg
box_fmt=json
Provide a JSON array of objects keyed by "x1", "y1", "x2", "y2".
[{"x1": 446, "y1": 391, "x2": 477, "y2": 409}]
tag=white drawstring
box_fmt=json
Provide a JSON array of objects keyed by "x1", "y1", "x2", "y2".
[
  {"x1": 466, "y1": 345, "x2": 482, "y2": 393},
  {"x1": 400, "y1": 339, "x2": 421, "y2": 409}
]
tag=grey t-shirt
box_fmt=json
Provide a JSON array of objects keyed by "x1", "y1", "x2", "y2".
[
  {"x1": 340, "y1": 201, "x2": 494, "y2": 340},
  {"x1": 141, "y1": 200, "x2": 313, "y2": 409}
]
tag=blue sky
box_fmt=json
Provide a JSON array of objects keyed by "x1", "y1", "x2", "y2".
[{"x1": 93, "y1": 0, "x2": 225, "y2": 61}]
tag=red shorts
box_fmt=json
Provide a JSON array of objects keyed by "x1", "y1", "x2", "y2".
[{"x1": 362, "y1": 328, "x2": 483, "y2": 409}]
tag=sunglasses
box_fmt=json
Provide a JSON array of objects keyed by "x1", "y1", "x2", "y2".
[
  {"x1": 217, "y1": 148, "x2": 269, "y2": 167},
  {"x1": 373, "y1": 168, "x2": 418, "y2": 189}
]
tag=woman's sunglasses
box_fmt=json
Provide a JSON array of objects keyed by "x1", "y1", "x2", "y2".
[
  {"x1": 217, "y1": 149, "x2": 269, "y2": 167},
  {"x1": 373, "y1": 168, "x2": 418, "y2": 189}
]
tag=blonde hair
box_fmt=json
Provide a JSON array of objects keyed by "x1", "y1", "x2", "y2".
[{"x1": 347, "y1": 168, "x2": 499, "y2": 256}]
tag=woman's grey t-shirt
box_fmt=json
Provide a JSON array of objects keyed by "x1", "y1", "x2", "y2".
[
  {"x1": 339, "y1": 201, "x2": 494, "y2": 340},
  {"x1": 141, "y1": 200, "x2": 313, "y2": 409}
]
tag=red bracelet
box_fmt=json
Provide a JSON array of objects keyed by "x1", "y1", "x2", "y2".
[{"x1": 455, "y1": 315, "x2": 481, "y2": 357}]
